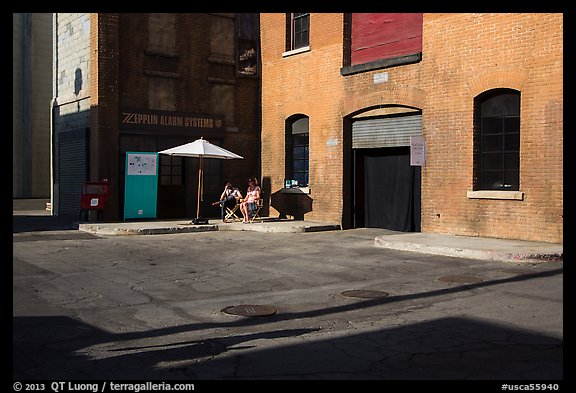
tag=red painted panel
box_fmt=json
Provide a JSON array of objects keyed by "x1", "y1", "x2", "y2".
[{"x1": 351, "y1": 13, "x2": 423, "y2": 66}]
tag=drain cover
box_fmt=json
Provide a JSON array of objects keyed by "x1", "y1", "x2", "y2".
[
  {"x1": 437, "y1": 275, "x2": 483, "y2": 284},
  {"x1": 341, "y1": 290, "x2": 389, "y2": 299},
  {"x1": 221, "y1": 304, "x2": 278, "y2": 317}
]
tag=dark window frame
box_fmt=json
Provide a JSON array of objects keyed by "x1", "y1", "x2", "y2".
[
  {"x1": 286, "y1": 13, "x2": 310, "y2": 51},
  {"x1": 285, "y1": 116, "x2": 310, "y2": 187},
  {"x1": 160, "y1": 154, "x2": 183, "y2": 186},
  {"x1": 473, "y1": 89, "x2": 521, "y2": 191}
]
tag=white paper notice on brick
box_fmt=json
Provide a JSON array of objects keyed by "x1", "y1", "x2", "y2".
[
  {"x1": 410, "y1": 136, "x2": 426, "y2": 166},
  {"x1": 127, "y1": 153, "x2": 157, "y2": 175}
]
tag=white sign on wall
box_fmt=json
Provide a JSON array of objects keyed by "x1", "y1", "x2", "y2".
[
  {"x1": 373, "y1": 72, "x2": 389, "y2": 84},
  {"x1": 127, "y1": 153, "x2": 157, "y2": 175},
  {"x1": 410, "y1": 136, "x2": 426, "y2": 166}
]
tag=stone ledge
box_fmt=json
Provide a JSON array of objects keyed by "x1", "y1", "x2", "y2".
[
  {"x1": 280, "y1": 187, "x2": 310, "y2": 194},
  {"x1": 467, "y1": 190, "x2": 524, "y2": 200},
  {"x1": 282, "y1": 46, "x2": 311, "y2": 58}
]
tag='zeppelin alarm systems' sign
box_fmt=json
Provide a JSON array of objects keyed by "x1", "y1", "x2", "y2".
[{"x1": 120, "y1": 109, "x2": 224, "y2": 132}]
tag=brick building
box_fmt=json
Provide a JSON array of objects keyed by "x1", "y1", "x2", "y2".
[
  {"x1": 52, "y1": 13, "x2": 260, "y2": 220},
  {"x1": 260, "y1": 13, "x2": 563, "y2": 243}
]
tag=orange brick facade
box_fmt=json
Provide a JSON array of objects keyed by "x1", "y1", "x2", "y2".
[{"x1": 260, "y1": 13, "x2": 563, "y2": 243}]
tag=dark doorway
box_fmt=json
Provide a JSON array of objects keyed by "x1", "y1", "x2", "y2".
[
  {"x1": 354, "y1": 146, "x2": 421, "y2": 231},
  {"x1": 189, "y1": 155, "x2": 223, "y2": 219},
  {"x1": 157, "y1": 154, "x2": 185, "y2": 219}
]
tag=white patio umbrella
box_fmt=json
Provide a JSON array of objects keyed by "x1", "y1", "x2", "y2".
[{"x1": 159, "y1": 137, "x2": 243, "y2": 222}]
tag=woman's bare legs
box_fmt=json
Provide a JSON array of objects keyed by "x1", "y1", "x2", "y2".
[{"x1": 240, "y1": 202, "x2": 249, "y2": 222}]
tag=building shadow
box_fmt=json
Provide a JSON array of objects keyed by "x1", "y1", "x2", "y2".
[
  {"x1": 13, "y1": 315, "x2": 319, "y2": 380},
  {"x1": 74, "y1": 68, "x2": 83, "y2": 96},
  {"x1": 197, "y1": 316, "x2": 562, "y2": 380},
  {"x1": 12, "y1": 213, "x2": 80, "y2": 234},
  {"x1": 261, "y1": 176, "x2": 272, "y2": 218},
  {"x1": 13, "y1": 268, "x2": 563, "y2": 379},
  {"x1": 13, "y1": 314, "x2": 562, "y2": 380},
  {"x1": 270, "y1": 190, "x2": 313, "y2": 220}
]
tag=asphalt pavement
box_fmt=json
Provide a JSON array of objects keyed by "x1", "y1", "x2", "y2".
[{"x1": 13, "y1": 211, "x2": 563, "y2": 380}]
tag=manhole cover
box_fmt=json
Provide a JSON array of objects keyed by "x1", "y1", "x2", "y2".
[
  {"x1": 437, "y1": 275, "x2": 483, "y2": 284},
  {"x1": 15, "y1": 325, "x2": 92, "y2": 343},
  {"x1": 341, "y1": 290, "x2": 390, "y2": 299},
  {"x1": 221, "y1": 304, "x2": 278, "y2": 317}
]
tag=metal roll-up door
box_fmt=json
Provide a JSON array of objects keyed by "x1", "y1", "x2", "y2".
[
  {"x1": 58, "y1": 129, "x2": 88, "y2": 216},
  {"x1": 352, "y1": 114, "x2": 422, "y2": 149}
]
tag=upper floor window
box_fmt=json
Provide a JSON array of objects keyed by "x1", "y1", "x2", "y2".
[
  {"x1": 341, "y1": 13, "x2": 422, "y2": 75},
  {"x1": 236, "y1": 13, "x2": 259, "y2": 76},
  {"x1": 286, "y1": 115, "x2": 309, "y2": 187},
  {"x1": 148, "y1": 13, "x2": 176, "y2": 54},
  {"x1": 474, "y1": 89, "x2": 521, "y2": 191},
  {"x1": 287, "y1": 13, "x2": 310, "y2": 51}
]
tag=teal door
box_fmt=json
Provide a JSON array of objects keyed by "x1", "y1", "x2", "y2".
[{"x1": 124, "y1": 152, "x2": 159, "y2": 220}]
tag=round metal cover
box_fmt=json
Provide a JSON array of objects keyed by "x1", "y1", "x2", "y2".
[
  {"x1": 437, "y1": 275, "x2": 483, "y2": 284},
  {"x1": 221, "y1": 304, "x2": 278, "y2": 317},
  {"x1": 341, "y1": 290, "x2": 390, "y2": 299}
]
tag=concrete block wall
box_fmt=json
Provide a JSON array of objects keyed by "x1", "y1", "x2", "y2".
[
  {"x1": 55, "y1": 13, "x2": 91, "y2": 104},
  {"x1": 54, "y1": 13, "x2": 91, "y2": 135},
  {"x1": 30, "y1": 13, "x2": 53, "y2": 198},
  {"x1": 13, "y1": 13, "x2": 53, "y2": 199},
  {"x1": 13, "y1": 13, "x2": 23, "y2": 197}
]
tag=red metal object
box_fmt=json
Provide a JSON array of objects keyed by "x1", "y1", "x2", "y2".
[
  {"x1": 351, "y1": 13, "x2": 423, "y2": 66},
  {"x1": 80, "y1": 181, "x2": 110, "y2": 211}
]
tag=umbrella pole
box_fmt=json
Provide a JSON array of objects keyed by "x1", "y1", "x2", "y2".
[{"x1": 196, "y1": 156, "x2": 203, "y2": 219}]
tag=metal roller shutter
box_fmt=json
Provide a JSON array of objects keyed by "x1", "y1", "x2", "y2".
[
  {"x1": 58, "y1": 129, "x2": 87, "y2": 215},
  {"x1": 352, "y1": 114, "x2": 422, "y2": 149}
]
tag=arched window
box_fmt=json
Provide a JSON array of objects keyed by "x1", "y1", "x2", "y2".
[
  {"x1": 474, "y1": 89, "x2": 520, "y2": 191},
  {"x1": 285, "y1": 115, "x2": 309, "y2": 187}
]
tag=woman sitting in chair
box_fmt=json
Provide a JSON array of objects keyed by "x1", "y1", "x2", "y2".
[{"x1": 240, "y1": 177, "x2": 261, "y2": 223}]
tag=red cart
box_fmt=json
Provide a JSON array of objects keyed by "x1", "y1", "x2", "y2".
[{"x1": 79, "y1": 181, "x2": 110, "y2": 221}]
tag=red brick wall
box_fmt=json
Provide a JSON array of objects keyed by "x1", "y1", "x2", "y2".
[
  {"x1": 261, "y1": 13, "x2": 345, "y2": 224},
  {"x1": 420, "y1": 13, "x2": 563, "y2": 243},
  {"x1": 92, "y1": 13, "x2": 261, "y2": 220},
  {"x1": 90, "y1": 13, "x2": 120, "y2": 220},
  {"x1": 261, "y1": 13, "x2": 563, "y2": 243}
]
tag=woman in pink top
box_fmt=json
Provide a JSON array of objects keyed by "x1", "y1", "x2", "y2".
[{"x1": 240, "y1": 177, "x2": 261, "y2": 223}]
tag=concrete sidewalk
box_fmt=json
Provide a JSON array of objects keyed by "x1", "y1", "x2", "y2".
[
  {"x1": 375, "y1": 232, "x2": 563, "y2": 263},
  {"x1": 15, "y1": 210, "x2": 562, "y2": 263},
  {"x1": 78, "y1": 218, "x2": 341, "y2": 236}
]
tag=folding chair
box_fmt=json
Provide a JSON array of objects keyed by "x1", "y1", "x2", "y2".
[
  {"x1": 224, "y1": 202, "x2": 242, "y2": 222},
  {"x1": 248, "y1": 199, "x2": 264, "y2": 223}
]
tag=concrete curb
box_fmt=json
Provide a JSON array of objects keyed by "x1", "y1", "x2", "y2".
[
  {"x1": 78, "y1": 220, "x2": 340, "y2": 236},
  {"x1": 218, "y1": 222, "x2": 341, "y2": 233},
  {"x1": 374, "y1": 235, "x2": 563, "y2": 263},
  {"x1": 79, "y1": 223, "x2": 218, "y2": 236}
]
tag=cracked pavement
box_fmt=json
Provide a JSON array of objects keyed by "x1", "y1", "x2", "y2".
[{"x1": 13, "y1": 222, "x2": 563, "y2": 380}]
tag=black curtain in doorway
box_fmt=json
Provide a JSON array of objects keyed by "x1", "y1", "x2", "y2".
[{"x1": 363, "y1": 147, "x2": 421, "y2": 231}]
